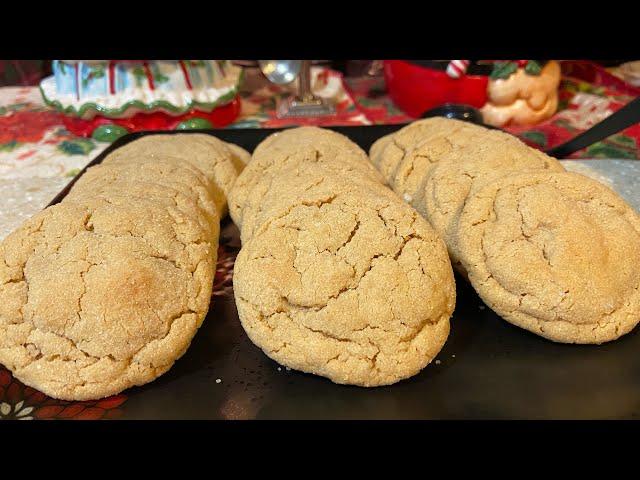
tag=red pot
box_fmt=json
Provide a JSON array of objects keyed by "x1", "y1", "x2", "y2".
[{"x1": 383, "y1": 60, "x2": 489, "y2": 118}]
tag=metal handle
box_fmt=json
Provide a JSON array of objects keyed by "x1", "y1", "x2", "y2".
[{"x1": 297, "y1": 60, "x2": 313, "y2": 101}]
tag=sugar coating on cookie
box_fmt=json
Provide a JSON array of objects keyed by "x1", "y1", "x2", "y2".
[
  {"x1": 0, "y1": 132, "x2": 246, "y2": 400},
  {"x1": 69, "y1": 158, "x2": 220, "y2": 236},
  {"x1": 456, "y1": 171, "x2": 640, "y2": 344},
  {"x1": 228, "y1": 127, "x2": 382, "y2": 228},
  {"x1": 240, "y1": 159, "x2": 393, "y2": 244},
  {"x1": 103, "y1": 134, "x2": 241, "y2": 217},
  {"x1": 224, "y1": 142, "x2": 251, "y2": 173},
  {"x1": 0, "y1": 199, "x2": 216, "y2": 400},
  {"x1": 234, "y1": 187, "x2": 455, "y2": 386},
  {"x1": 420, "y1": 129, "x2": 564, "y2": 268},
  {"x1": 369, "y1": 117, "x2": 480, "y2": 192}
]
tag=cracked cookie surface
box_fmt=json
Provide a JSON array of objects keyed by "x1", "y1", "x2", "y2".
[
  {"x1": 240, "y1": 159, "x2": 392, "y2": 244},
  {"x1": 456, "y1": 171, "x2": 640, "y2": 344},
  {"x1": 420, "y1": 130, "x2": 564, "y2": 271},
  {"x1": 0, "y1": 199, "x2": 216, "y2": 400},
  {"x1": 67, "y1": 158, "x2": 220, "y2": 239},
  {"x1": 232, "y1": 129, "x2": 456, "y2": 386},
  {"x1": 0, "y1": 133, "x2": 244, "y2": 399},
  {"x1": 103, "y1": 134, "x2": 244, "y2": 217},
  {"x1": 228, "y1": 127, "x2": 382, "y2": 228},
  {"x1": 369, "y1": 117, "x2": 483, "y2": 193}
]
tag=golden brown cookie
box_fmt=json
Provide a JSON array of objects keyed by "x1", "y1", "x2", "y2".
[
  {"x1": 224, "y1": 142, "x2": 251, "y2": 174},
  {"x1": 420, "y1": 130, "x2": 564, "y2": 270},
  {"x1": 391, "y1": 125, "x2": 491, "y2": 204},
  {"x1": 228, "y1": 127, "x2": 382, "y2": 227},
  {"x1": 369, "y1": 117, "x2": 479, "y2": 190},
  {"x1": 69, "y1": 157, "x2": 221, "y2": 230},
  {"x1": 456, "y1": 171, "x2": 640, "y2": 344},
  {"x1": 234, "y1": 184, "x2": 455, "y2": 386},
  {"x1": 240, "y1": 163, "x2": 396, "y2": 244},
  {"x1": 239, "y1": 157, "x2": 392, "y2": 243},
  {"x1": 0, "y1": 198, "x2": 216, "y2": 400},
  {"x1": 65, "y1": 178, "x2": 218, "y2": 245},
  {"x1": 369, "y1": 134, "x2": 392, "y2": 169},
  {"x1": 103, "y1": 134, "x2": 240, "y2": 217}
]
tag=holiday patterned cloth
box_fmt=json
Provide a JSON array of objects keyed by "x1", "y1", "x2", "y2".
[
  {"x1": 346, "y1": 60, "x2": 640, "y2": 159},
  {"x1": 0, "y1": 68, "x2": 370, "y2": 241}
]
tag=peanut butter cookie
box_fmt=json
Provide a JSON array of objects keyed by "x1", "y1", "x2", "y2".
[
  {"x1": 234, "y1": 175, "x2": 455, "y2": 386},
  {"x1": 0, "y1": 199, "x2": 216, "y2": 400},
  {"x1": 103, "y1": 134, "x2": 241, "y2": 217},
  {"x1": 420, "y1": 131, "x2": 564, "y2": 271},
  {"x1": 456, "y1": 171, "x2": 640, "y2": 344},
  {"x1": 229, "y1": 127, "x2": 382, "y2": 227}
]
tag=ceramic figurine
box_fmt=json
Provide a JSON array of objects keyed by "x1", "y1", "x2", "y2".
[
  {"x1": 40, "y1": 60, "x2": 243, "y2": 141},
  {"x1": 383, "y1": 60, "x2": 561, "y2": 126},
  {"x1": 480, "y1": 60, "x2": 561, "y2": 127}
]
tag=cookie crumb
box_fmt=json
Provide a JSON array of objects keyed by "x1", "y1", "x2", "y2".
[
  {"x1": 479, "y1": 305, "x2": 486, "y2": 310},
  {"x1": 285, "y1": 367, "x2": 291, "y2": 371},
  {"x1": 215, "y1": 378, "x2": 222, "y2": 384},
  {"x1": 435, "y1": 360, "x2": 441, "y2": 365},
  {"x1": 277, "y1": 367, "x2": 282, "y2": 371},
  {"x1": 451, "y1": 354, "x2": 456, "y2": 358}
]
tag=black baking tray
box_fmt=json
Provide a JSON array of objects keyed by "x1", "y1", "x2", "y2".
[{"x1": 25, "y1": 125, "x2": 640, "y2": 419}]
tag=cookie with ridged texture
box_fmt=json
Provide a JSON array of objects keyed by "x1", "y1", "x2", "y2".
[
  {"x1": 238, "y1": 147, "x2": 392, "y2": 242},
  {"x1": 224, "y1": 142, "x2": 251, "y2": 174},
  {"x1": 369, "y1": 134, "x2": 393, "y2": 169},
  {"x1": 65, "y1": 177, "x2": 218, "y2": 245},
  {"x1": 456, "y1": 171, "x2": 640, "y2": 344},
  {"x1": 69, "y1": 157, "x2": 220, "y2": 232},
  {"x1": 0, "y1": 198, "x2": 216, "y2": 400},
  {"x1": 241, "y1": 162, "x2": 399, "y2": 243},
  {"x1": 233, "y1": 183, "x2": 455, "y2": 386},
  {"x1": 103, "y1": 134, "x2": 240, "y2": 217},
  {"x1": 420, "y1": 129, "x2": 564, "y2": 270},
  {"x1": 368, "y1": 117, "x2": 480, "y2": 191},
  {"x1": 389, "y1": 121, "x2": 491, "y2": 204},
  {"x1": 228, "y1": 127, "x2": 382, "y2": 227}
]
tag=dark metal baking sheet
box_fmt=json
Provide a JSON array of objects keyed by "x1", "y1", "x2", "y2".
[{"x1": 6, "y1": 125, "x2": 639, "y2": 420}]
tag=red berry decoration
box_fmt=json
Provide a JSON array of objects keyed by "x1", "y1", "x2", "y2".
[{"x1": 517, "y1": 60, "x2": 529, "y2": 68}]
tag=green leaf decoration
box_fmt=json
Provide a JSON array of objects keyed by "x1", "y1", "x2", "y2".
[
  {"x1": 155, "y1": 72, "x2": 169, "y2": 84},
  {"x1": 585, "y1": 142, "x2": 637, "y2": 159},
  {"x1": 524, "y1": 60, "x2": 542, "y2": 75},
  {"x1": 490, "y1": 62, "x2": 518, "y2": 80},
  {"x1": 0, "y1": 140, "x2": 20, "y2": 152},
  {"x1": 520, "y1": 130, "x2": 548, "y2": 148},
  {"x1": 0, "y1": 106, "x2": 6, "y2": 116},
  {"x1": 133, "y1": 66, "x2": 147, "y2": 87},
  {"x1": 176, "y1": 118, "x2": 213, "y2": 130},
  {"x1": 65, "y1": 168, "x2": 81, "y2": 177},
  {"x1": 91, "y1": 124, "x2": 129, "y2": 142},
  {"x1": 557, "y1": 99, "x2": 569, "y2": 111},
  {"x1": 151, "y1": 64, "x2": 170, "y2": 84},
  {"x1": 552, "y1": 118, "x2": 580, "y2": 133},
  {"x1": 82, "y1": 65, "x2": 106, "y2": 88},
  {"x1": 57, "y1": 138, "x2": 95, "y2": 156},
  {"x1": 610, "y1": 134, "x2": 637, "y2": 148}
]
